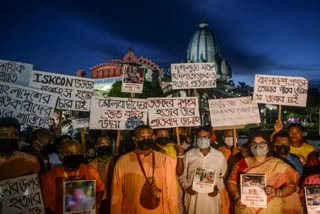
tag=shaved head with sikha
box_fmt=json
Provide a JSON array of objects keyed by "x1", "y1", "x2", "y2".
[{"x1": 58, "y1": 140, "x2": 84, "y2": 157}]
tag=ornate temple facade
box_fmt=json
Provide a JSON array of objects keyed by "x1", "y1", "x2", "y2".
[{"x1": 88, "y1": 48, "x2": 161, "y2": 82}]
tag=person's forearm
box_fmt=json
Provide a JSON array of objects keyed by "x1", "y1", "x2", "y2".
[{"x1": 176, "y1": 158, "x2": 184, "y2": 176}]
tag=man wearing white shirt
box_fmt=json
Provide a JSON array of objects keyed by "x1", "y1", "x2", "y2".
[{"x1": 178, "y1": 126, "x2": 227, "y2": 214}]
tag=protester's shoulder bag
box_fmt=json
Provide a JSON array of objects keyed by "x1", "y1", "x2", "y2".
[{"x1": 136, "y1": 152, "x2": 161, "y2": 210}]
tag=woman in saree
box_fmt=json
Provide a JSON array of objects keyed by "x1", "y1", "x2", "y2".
[{"x1": 227, "y1": 131, "x2": 300, "y2": 214}]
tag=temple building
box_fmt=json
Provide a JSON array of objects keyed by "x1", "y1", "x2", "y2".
[
  {"x1": 179, "y1": 19, "x2": 240, "y2": 101},
  {"x1": 89, "y1": 48, "x2": 161, "y2": 82},
  {"x1": 187, "y1": 19, "x2": 232, "y2": 84}
]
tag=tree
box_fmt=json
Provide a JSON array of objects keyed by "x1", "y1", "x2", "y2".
[{"x1": 237, "y1": 82, "x2": 250, "y2": 88}]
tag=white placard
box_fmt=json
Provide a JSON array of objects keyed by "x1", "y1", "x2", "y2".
[
  {"x1": 192, "y1": 168, "x2": 215, "y2": 193},
  {"x1": 209, "y1": 97, "x2": 261, "y2": 128},
  {"x1": 89, "y1": 96, "x2": 147, "y2": 130},
  {"x1": 252, "y1": 74, "x2": 308, "y2": 107},
  {"x1": 121, "y1": 65, "x2": 145, "y2": 93},
  {"x1": 0, "y1": 82, "x2": 58, "y2": 128},
  {"x1": 171, "y1": 63, "x2": 217, "y2": 90},
  {"x1": 30, "y1": 70, "x2": 95, "y2": 111},
  {"x1": 147, "y1": 97, "x2": 201, "y2": 128},
  {"x1": 0, "y1": 59, "x2": 33, "y2": 86},
  {"x1": 240, "y1": 174, "x2": 267, "y2": 208},
  {"x1": 0, "y1": 174, "x2": 45, "y2": 214},
  {"x1": 305, "y1": 185, "x2": 320, "y2": 214}
]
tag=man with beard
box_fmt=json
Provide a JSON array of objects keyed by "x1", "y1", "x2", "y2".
[
  {"x1": 40, "y1": 140, "x2": 104, "y2": 214},
  {"x1": 89, "y1": 135, "x2": 116, "y2": 214},
  {"x1": 0, "y1": 117, "x2": 40, "y2": 180},
  {"x1": 111, "y1": 125, "x2": 178, "y2": 213},
  {"x1": 273, "y1": 132, "x2": 303, "y2": 176}
]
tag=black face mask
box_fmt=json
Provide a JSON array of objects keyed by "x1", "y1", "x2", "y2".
[
  {"x1": 43, "y1": 144, "x2": 57, "y2": 155},
  {"x1": 63, "y1": 155, "x2": 84, "y2": 169},
  {"x1": 155, "y1": 137, "x2": 169, "y2": 145},
  {"x1": 136, "y1": 139, "x2": 155, "y2": 150},
  {"x1": 275, "y1": 145, "x2": 290, "y2": 155},
  {"x1": 0, "y1": 139, "x2": 18, "y2": 153},
  {"x1": 96, "y1": 146, "x2": 113, "y2": 156}
]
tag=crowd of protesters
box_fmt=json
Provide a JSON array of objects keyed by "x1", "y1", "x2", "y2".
[{"x1": 0, "y1": 116, "x2": 319, "y2": 214}]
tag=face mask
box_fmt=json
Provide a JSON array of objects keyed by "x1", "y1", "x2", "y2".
[
  {"x1": 275, "y1": 145, "x2": 290, "y2": 155},
  {"x1": 197, "y1": 138, "x2": 211, "y2": 149},
  {"x1": 0, "y1": 139, "x2": 17, "y2": 153},
  {"x1": 43, "y1": 144, "x2": 57, "y2": 155},
  {"x1": 96, "y1": 146, "x2": 113, "y2": 156},
  {"x1": 224, "y1": 137, "x2": 234, "y2": 147},
  {"x1": 63, "y1": 155, "x2": 84, "y2": 169},
  {"x1": 136, "y1": 139, "x2": 155, "y2": 151},
  {"x1": 155, "y1": 137, "x2": 169, "y2": 145},
  {"x1": 251, "y1": 144, "x2": 269, "y2": 157}
]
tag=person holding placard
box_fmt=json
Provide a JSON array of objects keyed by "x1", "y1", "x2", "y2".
[
  {"x1": 111, "y1": 125, "x2": 178, "y2": 214},
  {"x1": 178, "y1": 126, "x2": 227, "y2": 214},
  {"x1": 0, "y1": 117, "x2": 41, "y2": 180},
  {"x1": 288, "y1": 123, "x2": 317, "y2": 165},
  {"x1": 89, "y1": 135, "x2": 116, "y2": 214},
  {"x1": 40, "y1": 140, "x2": 104, "y2": 214},
  {"x1": 153, "y1": 128, "x2": 184, "y2": 176},
  {"x1": 227, "y1": 130, "x2": 300, "y2": 213},
  {"x1": 271, "y1": 120, "x2": 316, "y2": 165}
]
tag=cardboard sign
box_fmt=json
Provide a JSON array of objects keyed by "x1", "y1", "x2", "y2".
[
  {"x1": 0, "y1": 174, "x2": 45, "y2": 214},
  {"x1": 63, "y1": 180, "x2": 96, "y2": 214},
  {"x1": 192, "y1": 168, "x2": 215, "y2": 193},
  {"x1": 209, "y1": 97, "x2": 261, "y2": 129},
  {"x1": 89, "y1": 97, "x2": 147, "y2": 130},
  {"x1": 0, "y1": 59, "x2": 33, "y2": 86},
  {"x1": 147, "y1": 97, "x2": 201, "y2": 128},
  {"x1": 305, "y1": 185, "x2": 320, "y2": 214},
  {"x1": 0, "y1": 82, "x2": 58, "y2": 128},
  {"x1": 171, "y1": 63, "x2": 217, "y2": 89},
  {"x1": 240, "y1": 174, "x2": 267, "y2": 208},
  {"x1": 30, "y1": 70, "x2": 95, "y2": 111},
  {"x1": 252, "y1": 74, "x2": 308, "y2": 107},
  {"x1": 121, "y1": 65, "x2": 145, "y2": 93}
]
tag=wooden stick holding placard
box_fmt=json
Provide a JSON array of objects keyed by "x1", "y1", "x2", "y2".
[
  {"x1": 80, "y1": 128, "x2": 86, "y2": 156},
  {"x1": 232, "y1": 128, "x2": 239, "y2": 155},
  {"x1": 115, "y1": 92, "x2": 135, "y2": 155},
  {"x1": 278, "y1": 105, "x2": 282, "y2": 121},
  {"x1": 176, "y1": 127, "x2": 181, "y2": 146}
]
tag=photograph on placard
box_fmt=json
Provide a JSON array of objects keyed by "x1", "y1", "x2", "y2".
[{"x1": 63, "y1": 180, "x2": 96, "y2": 214}]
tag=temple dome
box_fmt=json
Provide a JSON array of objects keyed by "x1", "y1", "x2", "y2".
[{"x1": 187, "y1": 19, "x2": 221, "y2": 63}]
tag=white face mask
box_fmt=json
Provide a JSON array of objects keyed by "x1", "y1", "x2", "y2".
[
  {"x1": 197, "y1": 138, "x2": 211, "y2": 149},
  {"x1": 224, "y1": 137, "x2": 234, "y2": 146}
]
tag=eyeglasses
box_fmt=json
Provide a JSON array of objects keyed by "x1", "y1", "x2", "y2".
[{"x1": 250, "y1": 141, "x2": 268, "y2": 148}]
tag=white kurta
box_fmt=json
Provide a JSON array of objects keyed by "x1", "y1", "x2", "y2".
[{"x1": 178, "y1": 147, "x2": 227, "y2": 214}]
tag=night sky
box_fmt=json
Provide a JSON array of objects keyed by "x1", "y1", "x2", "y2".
[{"x1": 1, "y1": 0, "x2": 320, "y2": 88}]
